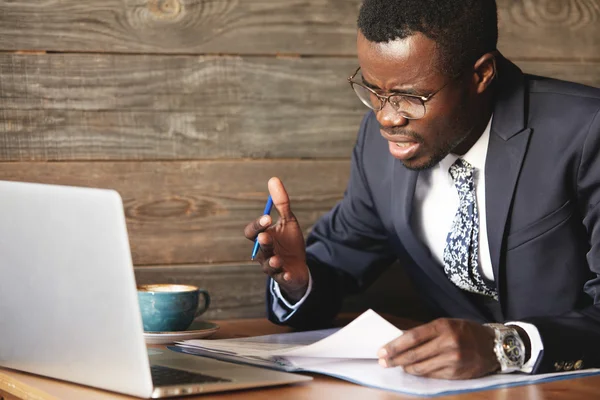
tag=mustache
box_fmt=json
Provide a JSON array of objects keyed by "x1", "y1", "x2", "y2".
[{"x1": 380, "y1": 127, "x2": 424, "y2": 143}]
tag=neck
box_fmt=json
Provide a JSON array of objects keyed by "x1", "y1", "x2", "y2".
[{"x1": 451, "y1": 88, "x2": 495, "y2": 156}]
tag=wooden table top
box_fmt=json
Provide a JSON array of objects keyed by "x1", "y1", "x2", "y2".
[{"x1": 1, "y1": 316, "x2": 599, "y2": 400}]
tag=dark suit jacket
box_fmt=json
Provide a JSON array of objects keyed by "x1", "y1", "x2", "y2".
[{"x1": 267, "y1": 56, "x2": 600, "y2": 374}]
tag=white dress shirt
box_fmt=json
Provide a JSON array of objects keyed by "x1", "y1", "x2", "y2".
[{"x1": 272, "y1": 116, "x2": 543, "y2": 373}]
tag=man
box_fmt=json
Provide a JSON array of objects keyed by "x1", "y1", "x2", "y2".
[{"x1": 244, "y1": 0, "x2": 600, "y2": 379}]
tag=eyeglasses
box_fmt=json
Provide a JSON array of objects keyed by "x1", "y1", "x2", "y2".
[{"x1": 347, "y1": 67, "x2": 453, "y2": 120}]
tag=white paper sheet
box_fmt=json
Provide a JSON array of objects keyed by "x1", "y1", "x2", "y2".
[
  {"x1": 180, "y1": 309, "x2": 402, "y2": 360},
  {"x1": 282, "y1": 309, "x2": 402, "y2": 358}
]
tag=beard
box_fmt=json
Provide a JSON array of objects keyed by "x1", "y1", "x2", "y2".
[{"x1": 386, "y1": 92, "x2": 475, "y2": 171}]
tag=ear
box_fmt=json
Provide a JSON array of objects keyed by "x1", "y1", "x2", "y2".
[{"x1": 472, "y1": 52, "x2": 497, "y2": 94}]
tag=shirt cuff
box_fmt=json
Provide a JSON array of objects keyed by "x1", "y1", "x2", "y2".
[
  {"x1": 270, "y1": 270, "x2": 313, "y2": 322},
  {"x1": 505, "y1": 321, "x2": 544, "y2": 373}
]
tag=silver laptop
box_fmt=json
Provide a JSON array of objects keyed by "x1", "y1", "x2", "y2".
[{"x1": 0, "y1": 180, "x2": 311, "y2": 398}]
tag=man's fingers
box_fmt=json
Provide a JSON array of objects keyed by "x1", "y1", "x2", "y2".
[
  {"x1": 282, "y1": 271, "x2": 292, "y2": 282},
  {"x1": 244, "y1": 215, "x2": 272, "y2": 240},
  {"x1": 261, "y1": 255, "x2": 285, "y2": 277},
  {"x1": 268, "y1": 177, "x2": 295, "y2": 221},
  {"x1": 261, "y1": 255, "x2": 296, "y2": 286},
  {"x1": 402, "y1": 351, "x2": 473, "y2": 379},
  {"x1": 379, "y1": 321, "x2": 441, "y2": 359},
  {"x1": 270, "y1": 255, "x2": 292, "y2": 283},
  {"x1": 401, "y1": 353, "x2": 453, "y2": 377},
  {"x1": 255, "y1": 232, "x2": 280, "y2": 276},
  {"x1": 254, "y1": 229, "x2": 293, "y2": 282},
  {"x1": 381, "y1": 337, "x2": 445, "y2": 368},
  {"x1": 257, "y1": 232, "x2": 275, "y2": 258}
]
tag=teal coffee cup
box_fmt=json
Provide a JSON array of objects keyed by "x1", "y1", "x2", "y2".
[{"x1": 137, "y1": 284, "x2": 210, "y2": 332}]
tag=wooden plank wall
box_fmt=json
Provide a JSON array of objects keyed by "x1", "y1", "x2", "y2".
[{"x1": 0, "y1": 0, "x2": 598, "y2": 320}]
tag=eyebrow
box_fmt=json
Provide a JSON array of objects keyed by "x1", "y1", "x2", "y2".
[{"x1": 361, "y1": 76, "x2": 426, "y2": 97}]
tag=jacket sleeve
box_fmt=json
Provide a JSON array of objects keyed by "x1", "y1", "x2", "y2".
[
  {"x1": 524, "y1": 108, "x2": 600, "y2": 374},
  {"x1": 267, "y1": 113, "x2": 397, "y2": 329}
]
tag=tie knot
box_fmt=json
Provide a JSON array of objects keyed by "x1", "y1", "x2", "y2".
[
  {"x1": 449, "y1": 158, "x2": 474, "y2": 183},
  {"x1": 449, "y1": 159, "x2": 475, "y2": 196}
]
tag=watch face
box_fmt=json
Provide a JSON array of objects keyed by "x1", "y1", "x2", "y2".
[{"x1": 502, "y1": 334, "x2": 523, "y2": 363}]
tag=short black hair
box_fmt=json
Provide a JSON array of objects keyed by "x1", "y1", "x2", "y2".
[{"x1": 357, "y1": 0, "x2": 498, "y2": 76}]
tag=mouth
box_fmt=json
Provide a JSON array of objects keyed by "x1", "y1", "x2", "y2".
[
  {"x1": 381, "y1": 131, "x2": 422, "y2": 160},
  {"x1": 393, "y1": 141, "x2": 415, "y2": 148},
  {"x1": 388, "y1": 140, "x2": 420, "y2": 160}
]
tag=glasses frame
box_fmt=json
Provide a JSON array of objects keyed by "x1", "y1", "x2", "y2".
[{"x1": 347, "y1": 67, "x2": 453, "y2": 119}]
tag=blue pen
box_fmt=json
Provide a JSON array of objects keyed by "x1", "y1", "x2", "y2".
[{"x1": 251, "y1": 195, "x2": 273, "y2": 260}]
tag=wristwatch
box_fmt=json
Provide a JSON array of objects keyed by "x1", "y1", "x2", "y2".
[{"x1": 484, "y1": 323, "x2": 526, "y2": 373}]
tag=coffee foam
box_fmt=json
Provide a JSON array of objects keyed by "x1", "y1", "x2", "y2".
[{"x1": 137, "y1": 284, "x2": 197, "y2": 293}]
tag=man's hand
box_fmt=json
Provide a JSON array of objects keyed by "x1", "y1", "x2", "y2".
[
  {"x1": 377, "y1": 318, "x2": 499, "y2": 380},
  {"x1": 244, "y1": 177, "x2": 309, "y2": 302}
]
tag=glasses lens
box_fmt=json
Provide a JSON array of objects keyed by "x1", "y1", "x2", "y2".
[
  {"x1": 389, "y1": 95, "x2": 425, "y2": 119},
  {"x1": 351, "y1": 83, "x2": 381, "y2": 111}
]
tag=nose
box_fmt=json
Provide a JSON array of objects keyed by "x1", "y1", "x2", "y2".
[{"x1": 376, "y1": 101, "x2": 408, "y2": 129}]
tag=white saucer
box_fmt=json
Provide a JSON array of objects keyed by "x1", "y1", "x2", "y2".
[{"x1": 143, "y1": 321, "x2": 220, "y2": 345}]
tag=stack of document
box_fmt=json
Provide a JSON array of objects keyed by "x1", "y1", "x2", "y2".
[{"x1": 174, "y1": 310, "x2": 600, "y2": 396}]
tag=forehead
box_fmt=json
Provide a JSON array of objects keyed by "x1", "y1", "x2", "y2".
[{"x1": 356, "y1": 31, "x2": 441, "y2": 89}]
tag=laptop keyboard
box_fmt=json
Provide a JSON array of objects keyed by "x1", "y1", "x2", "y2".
[{"x1": 151, "y1": 364, "x2": 232, "y2": 386}]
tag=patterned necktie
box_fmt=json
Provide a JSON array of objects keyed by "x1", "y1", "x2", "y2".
[{"x1": 443, "y1": 159, "x2": 497, "y2": 299}]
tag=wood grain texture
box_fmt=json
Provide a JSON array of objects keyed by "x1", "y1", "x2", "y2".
[
  {"x1": 0, "y1": 54, "x2": 598, "y2": 162},
  {"x1": 0, "y1": 0, "x2": 598, "y2": 59},
  {"x1": 516, "y1": 60, "x2": 600, "y2": 87},
  {"x1": 0, "y1": 54, "x2": 363, "y2": 161},
  {"x1": 497, "y1": 0, "x2": 600, "y2": 60},
  {"x1": 0, "y1": 0, "x2": 360, "y2": 55},
  {"x1": 0, "y1": 160, "x2": 350, "y2": 265}
]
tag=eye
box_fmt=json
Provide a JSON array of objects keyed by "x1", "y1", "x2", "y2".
[
  {"x1": 389, "y1": 95, "x2": 423, "y2": 108},
  {"x1": 404, "y1": 96, "x2": 424, "y2": 106}
]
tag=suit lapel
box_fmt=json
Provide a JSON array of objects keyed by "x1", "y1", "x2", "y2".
[
  {"x1": 485, "y1": 56, "x2": 532, "y2": 301},
  {"x1": 486, "y1": 129, "x2": 531, "y2": 295},
  {"x1": 391, "y1": 159, "x2": 486, "y2": 319}
]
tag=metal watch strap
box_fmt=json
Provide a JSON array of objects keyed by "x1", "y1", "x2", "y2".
[{"x1": 484, "y1": 323, "x2": 525, "y2": 373}]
